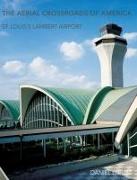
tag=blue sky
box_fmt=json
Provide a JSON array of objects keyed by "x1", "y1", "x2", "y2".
[{"x1": 0, "y1": 0, "x2": 137, "y2": 99}]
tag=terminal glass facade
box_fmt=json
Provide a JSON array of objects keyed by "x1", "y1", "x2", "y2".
[
  {"x1": 23, "y1": 92, "x2": 72, "y2": 129},
  {"x1": 0, "y1": 106, "x2": 13, "y2": 127},
  {"x1": 1, "y1": 106, "x2": 10, "y2": 120}
]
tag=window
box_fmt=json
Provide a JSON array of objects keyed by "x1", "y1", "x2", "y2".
[{"x1": 23, "y1": 92, "x2": 72, "y2": 129}]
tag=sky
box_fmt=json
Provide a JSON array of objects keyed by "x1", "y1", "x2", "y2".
[{"x1": 0, "y1": 0, "x2": 137, "y2": 99}]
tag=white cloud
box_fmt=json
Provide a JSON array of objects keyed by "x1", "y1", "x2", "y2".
[
  {"x1": 2, "y1": 60, "x2": 25, "y2": 75},
  {"x1": 1, "y1": 56, "x2": 98, "y2": 98},
  {"x1": 125, "y1": 48, "x2": 137, "y2": 59},
  {"x1": 123, "y1": 32, "x2": 137, "y2": 41},
  {"x1": 29, "y1": 56, "x2": 58, "y2": 78},
  {"x1": 83, "y1": 38, "x2": 99, "y2": 52},
  {"x1": 63, "y1": 75, "x2": 86, "y2": 84},
  {"x1": 60, "y1": 41, "x2": 84, "y2": 60},
  {"x1": 59, "y1": 37, "x2": 99, "y2": 61},
  {"x1": 0, "y1": 31, "x2": 9, "y2": 37},
  {"x1": 28, "y1": 56, "x2": 97, "y2": 89},
  {"x1": 61, "y1": 74, "x2": 98, "y2": 89}
]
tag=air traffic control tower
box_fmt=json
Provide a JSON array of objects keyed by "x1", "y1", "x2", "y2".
[{"x1": 95, "y1": 24, "x2": 127, "y2": 87}]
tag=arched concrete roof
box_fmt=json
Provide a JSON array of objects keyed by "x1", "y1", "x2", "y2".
[
  {"x1": 115, "y1": 96, "x2": 137, "y2": 148},
  {"x1": 83, "y1": 86, "x2": 113, "y2": 124},
  {"x1": 84, "y1": 86, "x2": 137, "y2": 125},
  {"x1": 20, "y1": 85, "x2": 97, "y2": 126},
  {"x1": 0, "y1": 100, "x2": 20, "y2": 121},
  {"x1": 20, "y1": 85, "x2": 137, "y2": 130}
]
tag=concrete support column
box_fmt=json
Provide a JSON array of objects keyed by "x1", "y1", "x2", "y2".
[
  {"x1": 75, "y1": 136, "x2": 79, "y2": 142},
  {"x1": 83, "y1": 135, "x2": 86, "y2": 146},
  {"x1": 97, "y1": 134, "x2": 100, "y2": 150},
  {"x1": 119, "y1": 144, "x2": 122, "y2": 155},
  {"x1": 79, "y1": 136, "x2": 83, "y2": 146},
  {"x1": 20, "y1": 136, "x2": 23, "y2": 161},
  {"x1": 112, "y1": 132, "x2": 115, "y2": 153},
  {"x1": 57, "y1": 138, "x2": 59, "y2": 150},
  {"x1": 70, "y1": 136, "x2": 73, "y2": 148},
  {"x1": 71, "y1": 136, "x2": 73, "y2": 143},
  {"x1": 43, "y1": 139, "x2": 46, "y2": 158},
  {"x1": 42, "y1": 139, "x2": 44, "y2": 147},
  {"x1": 127, "y1": 133, "x2": 130, "y2": 157},
  {"x1": 63, "y1": 138, "x2": 66, "y2": 153},
  {"x1": 92, "y1": 134, "x2": 95, "y2": 146}
]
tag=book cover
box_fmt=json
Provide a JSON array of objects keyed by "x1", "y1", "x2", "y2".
[{"x1": 0, "y1": 0, "x2": 137, "y2": 179}]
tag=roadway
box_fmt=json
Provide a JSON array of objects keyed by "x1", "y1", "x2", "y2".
[{"x1": 0, "y1": 123, "x2": 120, "y2": 144}]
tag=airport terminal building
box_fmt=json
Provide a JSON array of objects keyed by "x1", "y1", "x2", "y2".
[{"x1": 0, "y1": 24, "x2": 137, "y2": 157}]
